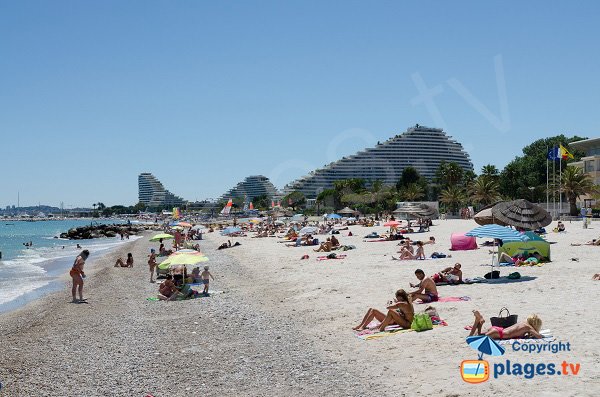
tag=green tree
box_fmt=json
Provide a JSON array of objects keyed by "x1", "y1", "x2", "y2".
[
  {"x1": 435, "y1": 161, "x2": 465, "y2": 188},
  {"x1": 252, "y1": 195, "x2": 270, "y2": 211},
  {"x1": 282, "y1": 191, "x2": 306, "y2": 210},
  {"x1": 498, "y1": 135, "x2": 586, "y2": 200},
  {"x1": 398, "y1": 183, "x2": 425, "y2": 201},
  {"x1": 439, "y1": 185, "x2": 466, "y2": 214},
  {"x1": 469, "y1": 177, "x2": 501, "y2": 206},
  {"x1": 559, "y1": 166, "x2": 597, "y2": 215},
  {"x1": 480, "y1": 164, "x2": 499, "y2": 179}
]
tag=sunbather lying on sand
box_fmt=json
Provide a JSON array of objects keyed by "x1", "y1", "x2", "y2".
[
  {"x1": 593, "y1": 274, "x2": 600, "y2": 280},
  {"x1": 353, "y1": 289, "x2": 414, "y2": 331},
  {"x1": 468, "y1": 310, "x2": 543, "y2": 339},
  {"x1": 432, "y1": 263, "x2": 462, "y2": 284}
]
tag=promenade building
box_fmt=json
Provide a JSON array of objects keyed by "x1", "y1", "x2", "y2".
[
  {"x1": 568, "y1": 138, "x2": 600, "y2": 208},
  {"x1": 219, "y1": 175, "x2": 280, "y2": 202},
  {"x1": 138, "y1": 173, "x2": 186, "y2": 208},
  {"x1": 283, "y1": 125, "x2": 473, "y2": 198}
]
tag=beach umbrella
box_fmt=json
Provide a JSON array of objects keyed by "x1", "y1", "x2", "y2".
[
  {"x1": 176, "y1": 222, "x2": 193, "y2": 228},
  {"x1": 346, "y1": 217, "x2": 357, "y2": 222},
  {"x1": 327, "y1": 213, "x2": 342, "y2": 219},
  {"x1": 149, "y1": 233, "x2": 174, "y2": 242},
  {"x1": 248, "y1": 218, "x2": 262, "y2": 224},
  {"x1": 465, "y1": 224, "x2": 529, "y2": 242},
  {"x1": 466, "y1": 224, "x2": 529, "y2": 273},
  {"x1": 384, "y1": 220, "x2": 400, "y2": 227},
  {"x1": 192, "y1": 225, "x2": 207, "y2": 232},
  {"x1": 473, "y1": 205, "x2": 507, "y2": 227},
  {"x1": 491, "y1": 199, "x2": 552, "y2": 231},
  {"x1": 221, "y1": 226, "x2": 242, "y2": 236},
  {"x1": 466, "y1": 335, "x2": 505, "y2": 358},
  {"x1": 170, "y1": 225, "x2": 184, "y2": 231},
  {"x1": 338, "y1": 207, "x2": 356, "y2": 215},
  {"x1": 274, "y1": 220, "x2": 285, "y2": 225},
  {"x1": 299, "y1": 226, "x2": 318, "y2": 235},
  {"x1": 158, "y1": 252, "x2": 209, "y2": 269},
  {"x1": 394, "y1": 202, "x2": 438, "y2": 219}
]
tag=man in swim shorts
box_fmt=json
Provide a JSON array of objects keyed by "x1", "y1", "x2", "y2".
[{"x1": 409, "y1": 269, "x2": 439, "y2": 302}]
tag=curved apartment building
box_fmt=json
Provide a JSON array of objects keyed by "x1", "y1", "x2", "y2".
[
  {"x1": 284, "y1": 125, "x2": 473, "y2": 198},
  {"x1": 219, "y1": 175, "x2": 280, "y2": 202},
  {"x1": 138, "y1": 173, "x2": 186, "y2": 207}
]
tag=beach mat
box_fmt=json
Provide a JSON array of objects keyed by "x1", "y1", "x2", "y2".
[
  {"x1": 356, "y1": 323, "x2": 446, "y2": 340},
  {"x1": 497, "y1": 329, "x2": 555, "y2": 345},
  {"x1": 417, "y1": 296, "x2": 471, "y2": 304},
  {"x1": 436, "y1": 277, "x2": 487, "y2": 286}
]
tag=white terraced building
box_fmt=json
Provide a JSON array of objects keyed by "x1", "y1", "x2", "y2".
[
  {"x1": 283, "y1": 125, "x2": 473, "y2": 198},
  {"x1": 218, "y1": 175, "x2": 280, "y2": 202},
  {"x1": 138, "y1": 173, "x2": 186, "y2": 207}
]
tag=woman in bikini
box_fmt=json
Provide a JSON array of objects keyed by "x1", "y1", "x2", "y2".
[
  {"x1": 353, "y1": 289, "x2": 414, "y2": 331},
  {"x1": 70, "y1": 249, "x2": 90, "y2": 303},
  {"x1": 468, "y1": 310, "x2": 543, "y2": 339},
  {"x1": 148, "y1": 249, "x2": 157, "y2": 283}
]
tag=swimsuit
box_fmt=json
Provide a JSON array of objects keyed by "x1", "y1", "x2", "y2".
[
  {"x1": 491, "y1": 326, "x2": 505, "y2": 339},
  {"x1": 424, "y1": 293, "x2": 438, "y2": 302},
  {"x1": 202, "y1": 279, "x2": 209, "y2": 285}
]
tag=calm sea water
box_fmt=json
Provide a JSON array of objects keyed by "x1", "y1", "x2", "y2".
[{"x1": 0, "y1": 219, "x2": 138, "y2": 313}]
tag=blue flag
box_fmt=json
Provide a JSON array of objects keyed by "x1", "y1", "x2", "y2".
[{"x1": 547, "y1": 147, "x2": 560, "y2": 161}]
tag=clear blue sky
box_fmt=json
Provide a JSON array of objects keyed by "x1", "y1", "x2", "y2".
[{"x1": 2, "y1": 1, "x2": 599, "y2": 208}]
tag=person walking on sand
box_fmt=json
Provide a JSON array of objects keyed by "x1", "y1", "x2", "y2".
[
  {"x1": 70, "y1": 249, "x2": 89, "y2": 303},
  {"x1": 200, "y1": 265, "x2": 214, "y2": 295},
  {"x1": 148, "y1": 248, "x2": 157, "y2": 283}
]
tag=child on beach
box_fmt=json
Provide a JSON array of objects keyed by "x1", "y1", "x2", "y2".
[
  {"x1": 148, "y1": 249, "x2": 157, "y2": 283},
  {"x1": 200, "y1": 266, "x2": 214, "y2": 295}
]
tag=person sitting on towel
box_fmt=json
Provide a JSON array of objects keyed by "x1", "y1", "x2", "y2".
[
  {"x1": 353, "y1": 289, "x2": 414, "y2": 332},
  {"x1": 468, "y1": 310, "x2": 543, "y2": 339},
  {"x1": 330, "y1": 235, "x2": 340, "y2": 248},
  {"x1": 433, "y1": 263, "x2": 463, "y2": 284},
  {"x1": 314, "y1": 238, "x2": 333, "y2": 252},
  {"x1": 409, "y1": 269, "x2": 438, "y2": 302}
]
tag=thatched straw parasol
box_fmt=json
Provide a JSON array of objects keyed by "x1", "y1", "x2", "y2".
[
  {"x1": 491, "y1": 199, "x2": 552, "y2": 230},
  {"x1": 337, "y1": 207, "x2": 356, "y2": 215},
  {"x1": 393, "y1": 203, "x2": 438, "y2": 219},
  {"x1": 473, "y1": 202, "x2": 507, "y2": 226}
]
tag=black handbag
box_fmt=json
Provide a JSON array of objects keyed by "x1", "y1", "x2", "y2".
[{"x1": 490, "y1": 307, "x2": 518, "y2": 328}]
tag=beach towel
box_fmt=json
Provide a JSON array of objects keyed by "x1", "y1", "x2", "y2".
[
  {"x1": 355, "y1": 320, "x2": 447, "y2": 340},
  {"x1": 317, "y1": 254, "x2": 347, "y2": 261},
  {"x1": 435, "y1": 277, "x2": 488, "y2": 286},
  {"x1": 497, "y1": 330, "x2": 555, "y2": 345},
  {"x1": 417, "y1": 296, "x2": 471, "y2": 304}
]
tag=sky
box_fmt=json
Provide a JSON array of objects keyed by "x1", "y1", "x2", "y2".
[{"x1": 2, "y1": 1, "x2": 600, "y2": 208}]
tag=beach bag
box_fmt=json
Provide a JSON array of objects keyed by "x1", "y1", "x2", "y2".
[
  {"x1": 507, "y1": 272, "x2": 521, "y2": 279},
  {"x1": 490, "y1": 307, "x2": 518, "y2": 328},
  {"x1": 484, "y1": 270, "x2": 500, "y2": 279},
  {"x1": 411, "y1": 313, "x2": 433, "y2": 332}
]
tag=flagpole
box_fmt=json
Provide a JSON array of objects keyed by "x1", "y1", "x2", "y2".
[
  {"x1": 553, "y1": 149, "x2": 556, "y2": 219},
  {"x1": 546, "y1": 146, "x2": 549, "y2": 213},
  {"x1": 559, "y1": 152, "x2": 562, "y2": 220}
]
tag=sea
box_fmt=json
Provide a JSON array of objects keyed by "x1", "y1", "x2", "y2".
[{"x1": 0, "y1": 219, "x2": 140, "y2": 313}]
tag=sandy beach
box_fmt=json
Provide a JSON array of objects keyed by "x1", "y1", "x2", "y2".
[{"x1": 1, "y1": 220, "x2": 599, "y2": 396}]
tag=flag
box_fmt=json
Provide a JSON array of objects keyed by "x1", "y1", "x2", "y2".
[
  {"x1": 559, "y1": 144, "x2": 574, "y2": 160},
  {"x1": 547, "y1": 147, "x2": 560, "y2": 161}
]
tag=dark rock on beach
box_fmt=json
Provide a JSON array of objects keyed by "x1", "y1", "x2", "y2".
[{"x1": 59, "y1": 224, "x2": 146, "y2": 240}]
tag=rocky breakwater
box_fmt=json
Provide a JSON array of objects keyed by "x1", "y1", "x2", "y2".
[{"x1": 59, "y1": 224, "x2": 147, "y2": 240}]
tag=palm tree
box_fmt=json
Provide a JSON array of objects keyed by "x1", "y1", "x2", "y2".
[
  {"x1": 439, "y1": 185, "x2": 466, "y2": 215},
  {"x1": 480, "y1": 164, "x2": 499, "y2": 178},
  {"x1": 399, "y1": 183, "x2": 425, "y2": 201},
  {"x1": 436, "y1": 162, "x2": 464, "y2": 187},
  {"x1": 469, "y1": 177, "x2": 501, "y2": 206},
  {"x1": 559, "y1": 166, "x2": 597, "y2": 215}
]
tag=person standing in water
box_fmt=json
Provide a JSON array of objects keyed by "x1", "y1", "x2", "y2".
[{"x1": 70, "y1": 250, "x2": 89, "y2": 303}]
